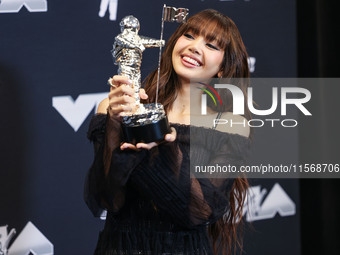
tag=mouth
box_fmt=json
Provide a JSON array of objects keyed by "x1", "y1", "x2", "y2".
[{"x1": 181, "y1": 55, "x2": 202, "y2": 67}]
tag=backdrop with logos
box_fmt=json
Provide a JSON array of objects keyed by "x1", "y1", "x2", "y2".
[{"x1": 0, "y1": 0, "x2": 299, "y2": 254}]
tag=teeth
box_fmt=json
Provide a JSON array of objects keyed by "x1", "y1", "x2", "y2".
[{"x1": 183, "y1": 56, "x2": 201, "y2": 66}]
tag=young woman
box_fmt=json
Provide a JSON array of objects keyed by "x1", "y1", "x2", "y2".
[{"x1": 85, "y1": 9, "x2": 251, "y2": 255}]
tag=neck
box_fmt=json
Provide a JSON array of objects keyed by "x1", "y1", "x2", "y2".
[
  {"x1": 172, "y1": 81, "x2": 205, "y2": 115},
  {"x1": 172, "y1": 85, "x2": 190, "y2": 114}
]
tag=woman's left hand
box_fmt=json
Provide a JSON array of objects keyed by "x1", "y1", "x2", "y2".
[{"x1": 120, "y1": 127, "x2": 177, "y2": 151}]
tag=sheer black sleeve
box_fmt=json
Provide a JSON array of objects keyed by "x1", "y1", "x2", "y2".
[
  {"x1": 129, "y1": 125, "x2": 251, "y2": 229},
  {"x1": 84, "y1": 114, "x2": 147, "y2": 217}
]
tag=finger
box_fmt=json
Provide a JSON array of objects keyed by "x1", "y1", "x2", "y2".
[
  {"x1": 109, "y1": 85, "x2": 135, "y2": 97},
  {"x1": 136, "y1": 142, "x2": 158, "y2": 150},
  {"x1": 109, "y1": 94, "x2": 135, "y2": 106},
  {"x1": 165, "y1": 127, "x2": 177, "y2": 142},
  {"x1": 109, "y1": 104, "x2": 135, "y2": 116},
  {"x1": 120, "y1": 143, "x2": 140, "y2": 151},
  {"x1": 139, "y1": 89, "x2": 148, "y2": 100},
  {"x1": 109, "y1": 75, "x2": 132, "y2": 88}
]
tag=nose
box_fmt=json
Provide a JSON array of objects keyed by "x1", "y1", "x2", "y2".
[
  {"x1": 188, "y1": 38, "x2": 203, "y2": 55},
  {"x1": 189, "y1": 47, "x2": 200, "y2": 55}
]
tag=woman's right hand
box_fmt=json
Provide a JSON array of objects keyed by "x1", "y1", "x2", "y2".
[
  {"x1": 107, "y1": 75, "x2": 136, "y2": 118},
  {"x1": 105, "y1": 75, "x2": 174, "y2": 152},
  {"x1": 106, "y1": 75, "x2": 148, "y2": 118}
]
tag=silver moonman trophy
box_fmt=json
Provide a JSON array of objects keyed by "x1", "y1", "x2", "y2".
[{"x1": 109, "y1": 6, "x2": 189, "y2": 144}]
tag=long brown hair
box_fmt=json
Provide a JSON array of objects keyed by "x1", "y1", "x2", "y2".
[{"x1": 143, "y1": 9, "x2": 250, "y2": 255}]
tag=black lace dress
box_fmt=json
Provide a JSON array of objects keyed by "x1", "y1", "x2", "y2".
[{"x1": 84, "y1": 114, "x2": 251, "y2": 255}]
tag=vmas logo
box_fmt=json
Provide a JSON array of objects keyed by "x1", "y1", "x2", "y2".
[
  {"x1": 0, "y1": 222, "x2": 53, "y2": 255},
  {"x1": 52, "y1": 92, "x2": 108, "y2": 132},
  {"x1": 0, "y1": 0, "x2": 47, "y2": 13},
  {"x1": 243, "y1": 183, "x2": 296, "y2": 222}
]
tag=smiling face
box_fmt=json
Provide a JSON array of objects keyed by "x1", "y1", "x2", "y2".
[
  {"x1": 172, "y1": 32, "x2": 224, "y2": 84},
  {"x1": 143, "y1": 10, "x2": 249, "y2": 113}
]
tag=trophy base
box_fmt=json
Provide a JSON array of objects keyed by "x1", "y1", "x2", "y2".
[
  {"x1": 121, "y1": 103, "x2": 171, "y2": 144},
  {"x1": 122, "y1": 115, "x2": 170, "y2": 144}
]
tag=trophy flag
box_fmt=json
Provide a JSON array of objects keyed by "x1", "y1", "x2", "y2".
[
  {"x1": 155, "y1": 5, "x2": 189, "y2": 105},
  {"x1": 163, "y1": 5, "x2": 189, "y2": 23}
]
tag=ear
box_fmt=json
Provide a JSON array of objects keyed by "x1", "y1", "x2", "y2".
[{"x1": 217, "y1": 70, "x2": 223, "y2": 78}]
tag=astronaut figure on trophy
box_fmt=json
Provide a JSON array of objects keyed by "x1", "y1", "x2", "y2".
[{"x1": 109, "y1": 15, "x2": 170, "y2": 144}]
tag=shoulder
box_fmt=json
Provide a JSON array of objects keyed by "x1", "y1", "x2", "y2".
[
  {"x1": 97, "y1": 98, "x2": 109, "y2": 114},
  {"x1": 215, "y1": 112, "x2": 250, "y2": 138}
]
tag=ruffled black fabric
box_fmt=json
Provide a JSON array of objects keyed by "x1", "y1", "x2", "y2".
[{"x1": 85, "y1": 114, "x2": 251, "y2": 255}]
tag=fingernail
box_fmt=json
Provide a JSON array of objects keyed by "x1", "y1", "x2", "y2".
[{"x1": 166, "y1": 136, "x2": 171, "y2": 141}]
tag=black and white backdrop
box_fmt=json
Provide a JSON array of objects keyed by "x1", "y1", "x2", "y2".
[{"x1": 0, "y1": 0, "x2": 316, "y2": 254}]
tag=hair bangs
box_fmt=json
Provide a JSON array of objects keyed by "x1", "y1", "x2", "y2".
[{"x1": 184, "y1": 14, "x2": 229, "y2": 49}]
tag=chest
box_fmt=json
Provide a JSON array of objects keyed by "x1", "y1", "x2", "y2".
[
  {"x1": 168, "y1": 111, "x2": 219, "y2": 128},
  {"x1": 167, "y1": 111, "x2": 190, "y2": 125}
]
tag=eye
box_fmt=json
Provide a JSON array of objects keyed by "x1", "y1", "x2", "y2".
[
  {"x1": 183, "y1": 33, "x2": 194, "y2": 39},
  {"x1": 206, "y1": 43, "x2": 220, "y2": 51}
]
